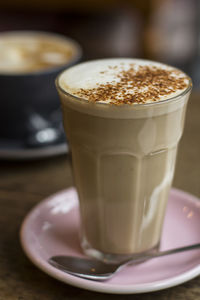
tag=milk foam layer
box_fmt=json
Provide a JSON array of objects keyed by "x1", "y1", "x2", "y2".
[
  {"x1": 59, "y1": 59, "x2": 190, "y2": 104},
  {"x1": 0, "y1": 32, "x2": 80, "y2": 73}
]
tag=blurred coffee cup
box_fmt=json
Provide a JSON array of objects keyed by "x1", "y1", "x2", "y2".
[{"x1": 0, "y1": 31, "x2": 82, "y2": 147}]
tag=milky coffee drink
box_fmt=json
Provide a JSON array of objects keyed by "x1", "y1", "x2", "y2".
[
  {"x1": 0, "y1": 32, "x2": 80, "y2": 73},
  {"x1": 57, "y1": 59, "x2": 191, "y2": 261}
]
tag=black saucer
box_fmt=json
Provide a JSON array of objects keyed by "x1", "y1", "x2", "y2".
[
  {"x1": 0, "y1": 137, "x2": 68, "y2": 160},
  {"x1": 0, "y1": 110, "x2": 69, "y2": 160}
]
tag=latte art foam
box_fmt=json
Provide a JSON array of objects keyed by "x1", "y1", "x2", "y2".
[
  {"x1": 59, "y1": 59, "x2": 190, "y2": 105},
  {"x1": 0, "y1": 32, "x2": 80, "y2": 73}
]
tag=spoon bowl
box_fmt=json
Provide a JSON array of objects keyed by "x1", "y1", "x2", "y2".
[{"x1": 48, "y1": 243, "x2": 200, "y2": 281}]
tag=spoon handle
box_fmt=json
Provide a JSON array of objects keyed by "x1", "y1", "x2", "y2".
[{"x1": 125, "y1": 242, "x2": 200, "y2": 265}]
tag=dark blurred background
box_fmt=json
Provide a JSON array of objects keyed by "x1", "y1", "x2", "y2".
[{"x1": 0, "y1": 0, "x2": 200, "y2": 88}]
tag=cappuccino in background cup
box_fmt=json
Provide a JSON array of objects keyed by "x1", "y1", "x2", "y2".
[
  {"x1": 0, "y1": 32, "x2": 79, "y2": 73},
  {"x1": 56, "y1": 59, "x2": 192, "y2": 262},
  {"x1": 0, "y1": 31, "x2": 82, "y2": 143}
]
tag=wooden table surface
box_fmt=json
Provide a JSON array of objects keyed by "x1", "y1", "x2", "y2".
[{"x1": 0, "y1": 92, "x2": 200, "y2": 299}]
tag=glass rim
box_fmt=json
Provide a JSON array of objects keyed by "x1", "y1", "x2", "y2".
[{"x1": 56, "y1": 67, "x2": 192, "y2": 108}]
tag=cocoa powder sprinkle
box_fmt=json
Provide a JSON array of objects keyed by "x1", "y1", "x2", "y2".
[{"x1": 75, "y1": 65, "x2": 189, "y2": 105}]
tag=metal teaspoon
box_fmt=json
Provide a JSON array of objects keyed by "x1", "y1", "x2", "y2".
[{"x1": 48, "y1": 242, "x2": 200, "y2": 281}]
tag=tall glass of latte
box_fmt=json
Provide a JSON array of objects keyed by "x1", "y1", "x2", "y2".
[{"x1": 56, "y1": 59, "x2": 192, "y2": 262}]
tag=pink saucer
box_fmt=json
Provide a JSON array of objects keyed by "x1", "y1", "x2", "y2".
[{"x1": 20, "y1": 188, "x2": 200, "y2": 294}]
